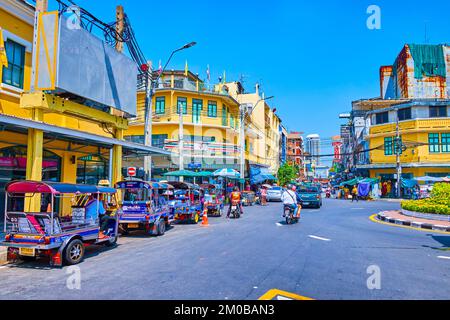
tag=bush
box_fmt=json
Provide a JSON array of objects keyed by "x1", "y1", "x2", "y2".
[
  {"x1": 431, "y1": 183, "x2": 450, "y2": 199},
  {"x1": 401, "y1": 185, "x2": 450, "y2": 215}
]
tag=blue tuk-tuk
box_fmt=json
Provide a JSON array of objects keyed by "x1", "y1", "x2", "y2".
[
  {"x1": 167, "y1": 182, "x2": 203, "y2": 224},
  {"x1": 0, "y1": 181, "x2": 119, "y2": 266},
  {"x1": 115, "y1": 180, "x2": 172, "y2": 236}
]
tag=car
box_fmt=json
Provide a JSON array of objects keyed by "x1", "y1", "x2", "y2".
[
  {"x1": 297, "y1": 186, "x2": 322, "y2": 208},
  {"x1": 266, "y1": 186, "x2": 283, "y2": 202}
]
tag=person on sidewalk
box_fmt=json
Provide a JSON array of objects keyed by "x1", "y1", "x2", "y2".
[{"x1": 351, "y1": 185, "x2": 359, "y2": 202}]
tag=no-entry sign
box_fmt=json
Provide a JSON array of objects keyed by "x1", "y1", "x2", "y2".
[{"x1": 127, "y1": 167, "x2": 137, "y2": 177}]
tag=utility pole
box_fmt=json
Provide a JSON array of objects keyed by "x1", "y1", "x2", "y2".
[
  {"x1": 143, "y1": 61, "x2": 153, "y2": 181},
  {"x1": 115, "y1": 6, "x2": 124, "y2": 53},
  {"x1": 179, "y1": 101, "x2": 184, "y2": 182},
  {"x1": 395, "y1": 109, "x2": 402, "y2": 198},
  {"x1": 239, "y1": 105, "x2": 246, "y2": 186}
]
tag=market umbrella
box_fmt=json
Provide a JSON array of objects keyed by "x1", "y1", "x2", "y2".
[
  {"x1": 415, "y1": 176, "x2": 444, "y2": 182},
  {"x1": 196, "y1": 171, "x2": 213, "y2": 177},
  {"x1": 163, "y1": 170, "x2": 199, "y2": 177},
  {"x1": 212, "y1": 168, "x2": 240, "y2": 178}
]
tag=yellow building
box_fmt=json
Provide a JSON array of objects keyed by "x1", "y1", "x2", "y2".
[
  {"x1": 352, "y1": 44, "x2": 450, "y2": 182},
  {"x1": 0, "y1": 1, "x2": 166, "y2": 214},
  {"x1": 124, "y1": 70, "x2": 243, "y2": 177},
  {"x1": 224, "y1": 82, "x2": 281, "y2": 176}
]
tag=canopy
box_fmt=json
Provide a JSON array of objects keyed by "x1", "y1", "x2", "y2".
[
  {"x1": 196, "y1": 171, "x2": 213, "y2": 177},
  {"x1": 212, "y1": 168, "x2": 240, "y2": 178},
  {"x1": 168, "y1": 181, "x2": 199, "y2": 190},
  {"x1": 359, "y1": 178, "x2": 379, "y2": 185},
  {"x1": 401, "y1": 178, "x2": 418, "y2": 188},
  {"x1": 163, "y1": 170, "x2": 199, "y2": 177},
  {"x1": 339, "y1": 178, "x2": 359, "y2": 186},
  {"x1": 7, "y1": 180, "x2": 116, "y2": 194},
  {"x1": 415, "y1": 176, "x2": 444, "y2": 182}
]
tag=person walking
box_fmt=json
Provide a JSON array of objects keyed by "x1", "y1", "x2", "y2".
[{"x1": 351, "y1": 185, "x2": 359, "y2": 202}]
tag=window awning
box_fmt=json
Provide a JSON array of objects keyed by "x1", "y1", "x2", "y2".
[{"x1": 0, "y1": 113, "x2": 170, "y2": 156}]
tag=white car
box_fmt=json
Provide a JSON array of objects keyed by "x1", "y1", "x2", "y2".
[{"x1": 266, "y1": 186, "x2": 283, "y2": 202}]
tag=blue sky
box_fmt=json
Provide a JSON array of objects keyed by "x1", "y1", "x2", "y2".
[{"x1": 51, "y1": 0, "x2": 450, "y2": 161}]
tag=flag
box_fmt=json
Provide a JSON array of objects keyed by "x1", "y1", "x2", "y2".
[
  {"x1": 184, "y1": 60, "x2": 188, "y2": 76},
  {"x1": 206, "y1": 64, "x2": 210, "y2": 82},
  {"x1": 158, "y1": 59, "x2": 162, "y2": 75},
  {"x1": 222, "y1": 70, "x2": 226, "y2": 83},
  {"x1": 0, "y1": 27, "x2": 8, "y2": 68}
]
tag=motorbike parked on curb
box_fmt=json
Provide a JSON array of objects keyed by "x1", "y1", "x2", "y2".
[{"x1": 283, "y1": 205, "x2": 299, "y2": 225}]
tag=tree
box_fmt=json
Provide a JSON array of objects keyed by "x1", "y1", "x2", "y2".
[{"x1": 277, "y1": 163, "x2": 299, "y2": 187}]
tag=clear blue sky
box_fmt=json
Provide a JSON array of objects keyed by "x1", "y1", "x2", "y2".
[{"x1": 51, "y1": 0, "x2": 450, "y2": 160}]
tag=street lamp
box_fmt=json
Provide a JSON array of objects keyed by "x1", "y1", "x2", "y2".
[
  {"x1": 239, "y1": 96, "x2": 275, "y2": 182},
  {"x1": 143, "y1": 41, "x2": 197, "y2": 180}
]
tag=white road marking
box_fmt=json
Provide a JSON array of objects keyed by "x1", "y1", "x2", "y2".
[
  {"x1": 277, "y1": 295, "x2": 293, "y2": 300},
  {"x1": 308, "y1": 235, "x2": 331, "y2": 242},
  {"x1": 276, "y1": 223, "x2": 283, "y2": 227},
  {"x1": 437, "y1": 256, "x2": 450, "y2": 260}
]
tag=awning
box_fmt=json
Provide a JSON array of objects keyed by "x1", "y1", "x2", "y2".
[{"x1": 0, "y1": 113, "x2": 170, "y2": 157}]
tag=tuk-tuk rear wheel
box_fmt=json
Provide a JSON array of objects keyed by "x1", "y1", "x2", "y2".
[
  {"x1": 158, "y1": 220, "x2": 166, "y2": 235},
  {"x1": 64, "y1": 239, "x2": 85, "y2": 265}
]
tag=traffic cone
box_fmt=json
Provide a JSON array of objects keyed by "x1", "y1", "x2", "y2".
[{"x1": 201, "y1": 208, "x2": 209, "y2": 226}]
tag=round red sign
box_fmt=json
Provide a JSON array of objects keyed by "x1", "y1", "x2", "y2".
[{"x1": 127, "y1": 167, "x2": 136, "y2": 177}]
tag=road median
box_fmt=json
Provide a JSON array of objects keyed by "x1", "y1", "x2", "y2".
[{"x1": 376, "y1": 210, "x2": 450, "y2": 233}]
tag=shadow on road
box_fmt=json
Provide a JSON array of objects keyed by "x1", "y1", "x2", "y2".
[{"x1": 426, "y1": 235, "x2": 450, "y2": 250}]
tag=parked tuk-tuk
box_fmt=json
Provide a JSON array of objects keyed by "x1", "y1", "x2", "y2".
[
  {"x1": 115, "y1": 180, "x2": 172, "y2": 236},
  {"x1": 0, "y1": 180, "x2": 119, "y2": 266},
  {"x1": 167, "y1": 182, "x2": 203, "y2": 224},
  {"x1": 242, "y1": 191, "x2": 256, "y2": 206},
  {"x1": 200, "y1": 184, "x2": 224, "y2": 217}
]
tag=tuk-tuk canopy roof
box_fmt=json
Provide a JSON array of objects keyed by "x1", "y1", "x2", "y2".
[
  {"x1": 115, "y1": 180, "x2": 173, "y2": 189},
  {"x1": 168, "y1": 181, "x2": 200, "y2": 190},
  {"x1": 6, "y1": 181, "x2": 116, "y2": 194}
]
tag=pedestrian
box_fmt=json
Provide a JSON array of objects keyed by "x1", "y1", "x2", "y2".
[{"x1": 351, "y1": 185, "x2": 359, "y2": 202}]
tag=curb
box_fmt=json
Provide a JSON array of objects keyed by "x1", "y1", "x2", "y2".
[{"x1": 377, "y1": 211, "x2": 450, "y2": 233}]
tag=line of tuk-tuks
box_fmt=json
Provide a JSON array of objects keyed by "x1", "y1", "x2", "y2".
[{"x1": 1, "y1": 179, "x2": 258, "y2": 267}]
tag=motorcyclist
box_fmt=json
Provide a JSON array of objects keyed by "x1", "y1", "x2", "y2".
[
  {"x1": 227, "y1": 186, "x2": 243, "y2": 218},
  {"x1": 281, "y1": 185, "x2": 301, "y2": 218}
]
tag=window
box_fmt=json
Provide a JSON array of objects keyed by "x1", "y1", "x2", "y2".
[
  {"x1": 441, "y1": 133, "x2": 450, "y2": 153},
  {"x1": 222, "y1": 105, "x2": 228, "y2": 126},
  {"x1": 155, "y1": 97, "x2": 165, "y2": 114},
  {"x1": 398, "y1": 108, "x2": 411, "y2": 121},
  {"x1": 376, "y1": 112, "x2": 389, "y2": 124},
  {"x1": 430, "y1": 106, "x2": 447, "y2": 118},
  {"x1": 2, "y1": 40, "x2": 25, "y2": 89},
  {"x1": 429, "y1": 133, "x2": 440, "y2": 153},
  {"x1": 192, "y1": 99, "x2": 202, "y2": 124},
  {"x1": 207, "y1": 101, "x2": 217, "y2": 117},
  {"x1": 152, "y1": 134, "x2": 168, "y2": 148},
  {"x1": 177, "y1": 97, "x2": 187, "y2": 114},
  {"x1": 384, "y1": 137, "x2": 393, "y2": 155}
]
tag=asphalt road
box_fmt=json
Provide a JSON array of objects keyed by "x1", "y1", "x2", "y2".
[{"x1": 1, "y1": 198, "x2": 450, "y2": 300}]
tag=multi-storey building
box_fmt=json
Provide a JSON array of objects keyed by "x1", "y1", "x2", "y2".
[
  {"x1": 349, "y1": 44, "x2": 450, "y2": 182},
  {"x1": 287, "y1": 132, "x2": 303, "y2": 166},
  {"x1": 124, "y1": 70, "x2": 242, "y2": 178}
]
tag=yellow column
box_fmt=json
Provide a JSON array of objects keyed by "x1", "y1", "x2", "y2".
[
  {"x1": 111, "y1": 128, "x2": 123, "y2": 185},
  {"x1": 171, "y1": 75, "x2": 175, "y2": 88},
  {"x1": 25, "y1": 109, "x2": 44, "y2": 212},
  {"x1": 61, "y1": 152, "x2": 77, "y2": 215}
]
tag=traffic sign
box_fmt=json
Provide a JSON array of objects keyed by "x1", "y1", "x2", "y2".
[{"x1": 127, "y1": 167, "x2": 137, "y2": 177}]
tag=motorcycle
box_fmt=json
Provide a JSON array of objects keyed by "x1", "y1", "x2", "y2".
[
  {"x1": 325, "y1": 189, "x2": 331, "y2": 198},
  {"x1": 283, "y1": 205, "x2": 299, "y2": 225},
  {"x1": 229, "y1": 200, "x2": 241, "y2": 219}
]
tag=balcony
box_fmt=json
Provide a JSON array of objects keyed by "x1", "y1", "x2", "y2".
[
  {"x1": 164, "y1": 139, "x2": 241, "y2": 159},
  {"x1": 369, "y1": 118, "x2": 450, "y2": 136}
]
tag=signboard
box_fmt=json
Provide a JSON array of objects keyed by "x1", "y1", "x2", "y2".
[
  {"x1": 188, "y1": 162, "x2": 202, "y2": 170},
  {"x1": 127, "y1": 167, "x2": 137, "y2": 177}
]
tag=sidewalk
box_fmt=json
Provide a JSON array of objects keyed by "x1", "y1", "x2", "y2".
[{"x1": 377, "y1": 210, "x2": 450, "y2": 232}]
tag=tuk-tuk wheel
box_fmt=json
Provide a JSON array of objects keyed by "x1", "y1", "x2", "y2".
[
  {"x1": 105, "y1": 236, "x2": 118, "y2": 247},
  {"x1": 157, "y1": 220, "x2": 166, "y2": 236},
  {"x1": 64, "y1": 239, "x2": 85, "y2": 265}
]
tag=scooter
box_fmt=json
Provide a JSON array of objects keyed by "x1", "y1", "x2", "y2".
[
  {"x1": 326, "y1": 189, "x2": 331, "y2": 198},
  {"x1": 229, "y1": 200, "x2": 241, "y2": 219},
  {"x1": 283, "y1": 205, "x2": 299, "y2": 225}
]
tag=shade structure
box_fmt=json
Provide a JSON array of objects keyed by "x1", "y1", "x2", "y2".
[
  {"x1": 196, "y1": 171, "x2": 213, "y2": 177},
  {"x1": 212, "y1": 168, "x2": 240, "y2": 178},
  {"x1": 415, "y1": 176, "x2": 444, "y2": 182},
  {"x1": 163, "y1": 170, "x2": 199, "y2": 177}
]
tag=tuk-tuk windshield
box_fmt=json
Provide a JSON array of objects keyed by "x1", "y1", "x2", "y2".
[{"x1": 123, "y1": 188, "x2": 150, "y2": 202}]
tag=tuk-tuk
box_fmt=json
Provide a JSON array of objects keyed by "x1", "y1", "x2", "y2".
[
  {"x1": 242, "y1": 191, "x2": 256, "y2": 206},
  {"x1": 200, "y1": 184, "x2": 224, "y2": 217},
  {"x1": 115, "y1": 180, "x2": 172, "y2": 236},
  {"x1": 0, "y1": 180, "x2": 119, "y2": 266},
  {"x1": 167, "y1": 182, "x2": 203, "y2": 224}
]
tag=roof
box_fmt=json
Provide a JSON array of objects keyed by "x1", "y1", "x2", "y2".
[{"x1": 6, "y1": 181, "x2": 116, "y2": 194}]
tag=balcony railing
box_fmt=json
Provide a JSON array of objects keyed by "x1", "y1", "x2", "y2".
[{"x1": 164, "y1": 139, "x2": 241, "y2": 158}]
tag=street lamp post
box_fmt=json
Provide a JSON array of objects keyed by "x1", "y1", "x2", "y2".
[
  {"x1": 143, "y1": 42, "x2": 196, "y2": 180},
  {"x1": 239, "y1": 96, "x2": 274, "y2": 184}
]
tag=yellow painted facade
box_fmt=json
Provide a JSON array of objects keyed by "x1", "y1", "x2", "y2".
[{"x1": 367, "y1": 118, "x2": 450, "y2": 178}]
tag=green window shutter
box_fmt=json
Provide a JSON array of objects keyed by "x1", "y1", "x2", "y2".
[
  {"x1": 384, "y1": 137, "x2": 393, "y2": 155},
  {"x1": 442, "y1": 133, "x2": 450, "y2": 153},
  {"x1": 177, "y1": 97, "x2": 187, "y2": 114},
  {"x1": 208, "y1": 101, "x2": 217, "y2": 117},
  {"x1": 2, "y1": 40, "x2": 25, "y2": 89},
  {"x1": 429, "y1": 133, "x2": 440, "y2": 153},
  {"x1": 155, "y1": 97, "x2": 165, "y2": 114}
]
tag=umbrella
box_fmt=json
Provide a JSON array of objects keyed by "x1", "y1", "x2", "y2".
[
  {"x1": 163, "y1": 170, "x2": 198, "y2": 177},
  {"x1": 196, "y1": 171, "x2": 212, "y2": 177},
  {"x1": 415, "y1": 176, "x2": 444, "y2": 182},
  {"x1": 262, "y1": 184, "x2": 272, "y2": 189},
  {"x1": 212, "y1": 168, "x2": 240, "y2": 178}
]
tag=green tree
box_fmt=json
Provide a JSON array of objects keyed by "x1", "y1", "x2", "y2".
[{"x1": 277, "y1": 163, "x2": 298, "y2": 186}]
